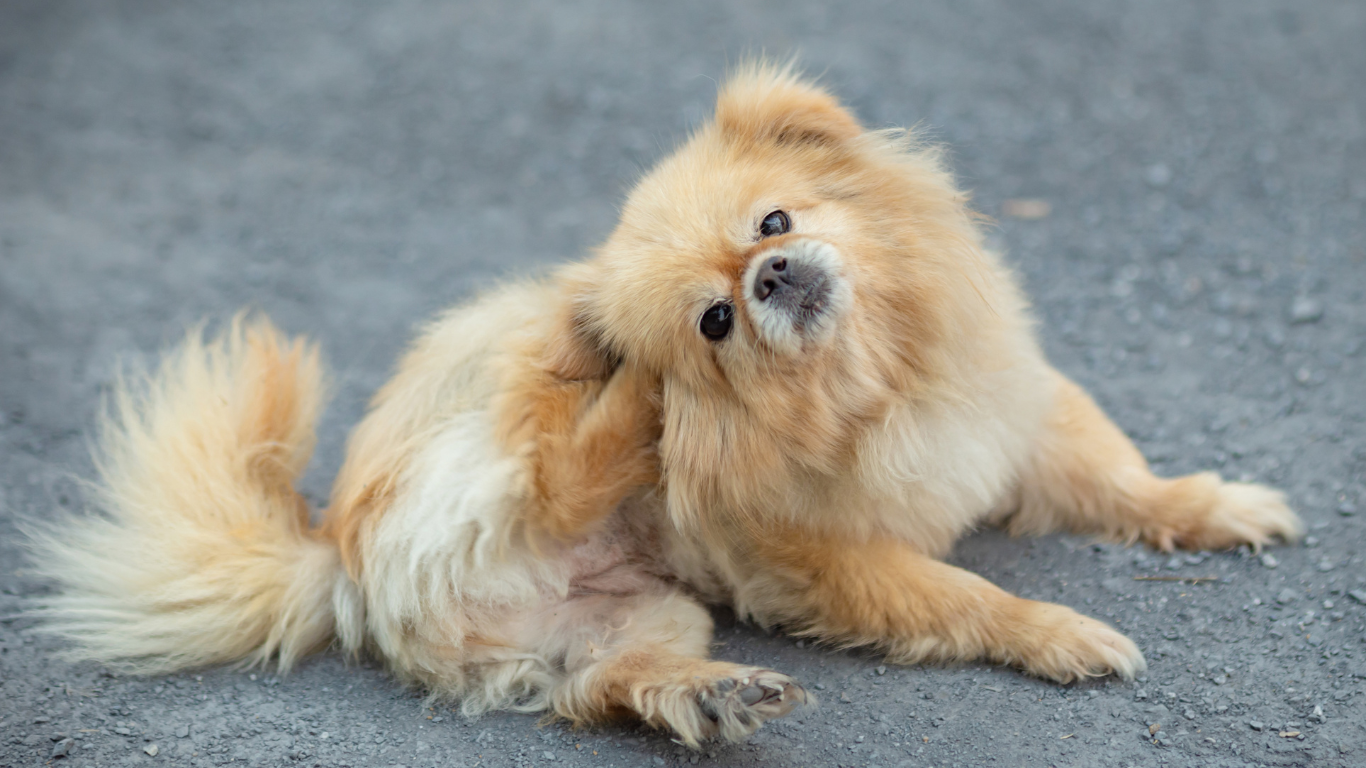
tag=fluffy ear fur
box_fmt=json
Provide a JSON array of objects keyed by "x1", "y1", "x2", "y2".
[
  {"x1": 542, "y1": 265, "x2": 618, "y2": 381},
  {"x1": 716, "y1": 61, "x2": 863, "y2": 147}
]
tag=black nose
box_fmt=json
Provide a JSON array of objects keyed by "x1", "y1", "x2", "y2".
[{"x1": 753, "y1": 255, "x2": 791, "y2": 301}]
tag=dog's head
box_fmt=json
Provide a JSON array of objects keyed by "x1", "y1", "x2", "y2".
[{"x1": 548, "y1": 63, "x2": 1016, "y2": 521}]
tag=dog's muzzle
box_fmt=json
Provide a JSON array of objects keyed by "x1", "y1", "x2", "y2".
[{"x1": 743, "y1": 239, "x2": 851, "y2": 353}]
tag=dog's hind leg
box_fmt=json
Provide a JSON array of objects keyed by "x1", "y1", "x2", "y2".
[
  {"x1": 999, "y1": 369, "x2": 1302, "y2": 551},
  {"x1": 521, "y1": 589, "x2": 807, "y2": 747}
]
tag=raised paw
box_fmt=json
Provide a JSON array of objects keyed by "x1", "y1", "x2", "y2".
[
  {"x1": 633, "y1": 664, "x2": 809, "y2": 747},
  {"x1": 1009, "y1": 602, "x2": 1147, "y2": 684}
]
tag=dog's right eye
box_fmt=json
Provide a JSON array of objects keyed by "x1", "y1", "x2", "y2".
[{"x1": 699, "y1": 303, "x2": 733, "y2": 341}]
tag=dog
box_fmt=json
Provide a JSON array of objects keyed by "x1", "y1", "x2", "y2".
[{"x1": 30, "y1": 62, "x2": 1303, "y2": 747}]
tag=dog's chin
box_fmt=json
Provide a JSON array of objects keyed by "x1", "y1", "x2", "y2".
[{"x1": 742, "y1": 240, "x2": 852, "y2": 357}]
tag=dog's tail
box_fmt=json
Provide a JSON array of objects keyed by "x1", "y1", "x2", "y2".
[{"x1": 26, "y1": 315, "x2": 357, "y2": 674}]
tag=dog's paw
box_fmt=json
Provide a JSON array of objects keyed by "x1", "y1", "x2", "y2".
[
  {"x1": 636, "y1": 665, "x2": 809, "y2": 746},
  {"x1": 1012, "y1": 602, "x2": 1146, "y2": 684},
  {"x1": 1195, "y1": 481, "x2": 1302, "y2": 551},
  {"x1": 696, "y1": 669, "x2": 809, "y2": 742},
  {"x1": 1145, "y1": 478, "x2": 1303, "y2": 552}
]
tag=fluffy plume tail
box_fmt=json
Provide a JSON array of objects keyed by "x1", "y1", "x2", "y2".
[{"x1": 26, "y1": 315, "x2": 351, "y2": 674}]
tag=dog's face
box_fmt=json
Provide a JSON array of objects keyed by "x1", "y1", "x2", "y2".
[{"x1": 549, "y1": 65, "x2": 1008, "y2": 518}]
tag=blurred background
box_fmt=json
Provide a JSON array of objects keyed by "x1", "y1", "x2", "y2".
[{"x1": 2, "y1": 2, "x2": 1363, "y2": 766}]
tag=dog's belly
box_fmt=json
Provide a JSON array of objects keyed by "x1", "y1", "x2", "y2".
[{"x1": 563, "y1": 493, "x2": 676, "y2": 597}]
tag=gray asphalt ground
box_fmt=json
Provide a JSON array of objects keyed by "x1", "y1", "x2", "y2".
[{"x1": 2, "y1": 2, "x2": 1364, "y2": 766}]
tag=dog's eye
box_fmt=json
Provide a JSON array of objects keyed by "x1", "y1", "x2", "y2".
[
  {"x1": 699, "y1": 303, "x2": 733, "y2": 341},
  {"x1": 759, "y1": 210, "x2": 791, "y2": 238}
]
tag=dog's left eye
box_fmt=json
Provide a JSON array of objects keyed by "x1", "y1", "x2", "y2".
[
  {"x1": 759, "y1": 210, "x2": 791, "y2": 238},
  {"x1": 699, "y1": 303, "x2": 734, "y2": 341}
]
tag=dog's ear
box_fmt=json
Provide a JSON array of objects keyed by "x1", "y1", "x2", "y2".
[
  {"x1": 716, "y1": 61, "x2": 862, "y2": 147},
  {"x1": 543, "y1": 264, "x2": 618, "y2": 381}
]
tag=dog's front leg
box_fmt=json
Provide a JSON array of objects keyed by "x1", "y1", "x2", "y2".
[{"x1": 751, "y1": 528, "x2": 1146, "y2": 683}]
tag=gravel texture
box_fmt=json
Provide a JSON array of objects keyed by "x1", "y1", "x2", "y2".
[{"x1": 2, "y1": 1, "x2": 1364, "y2": 766}]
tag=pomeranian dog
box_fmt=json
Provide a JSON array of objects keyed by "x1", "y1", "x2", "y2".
[{"x1": 31, "y1": 63, "x2": 1303, "y2": 746}]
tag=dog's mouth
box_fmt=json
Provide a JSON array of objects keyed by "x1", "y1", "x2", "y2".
[{"x1": 773, "y1": 274, "x2": 831, "y2": 334}]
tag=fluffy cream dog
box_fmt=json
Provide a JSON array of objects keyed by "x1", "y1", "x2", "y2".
[{"x1": 32, "y1": 63, "x2": 1302, "y2": 746}]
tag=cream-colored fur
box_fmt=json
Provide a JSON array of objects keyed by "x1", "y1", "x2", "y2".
[
  {"x1": 30, "y1": 62, "x2": 1300, "y2": 746},
  {"x1": 559, "y1": 61, "x2": 1300, "y2": 682},
  {"x1": 30, "y1": 286, "x2": 805, "y2": 746},
  {"x1": 27, "y1": 317, "x2": 343, "y2": 673}
]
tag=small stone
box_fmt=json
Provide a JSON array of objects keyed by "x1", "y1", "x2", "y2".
[
  {"x1": 542, "y1": 751, "x2": 556, "y2": 761},
  {"x1": 144, "y1": 744, "x2": 159, "y2": 757},
  {"x1": 1276, "y1": 588, "x2": 1298, "y2": 604},
  {"x1": 1212, "y1": 674, "x2": 1227, "y2": 685},
  {"x1": 1339, "y1": 502, "x2": 1357, "y2": 516},
  {"x1": 34, "y1": 716, "x2": 51, "y2": 724},
  {"x1": 1183, "y1": 709, "x2": 1196, "y2": 720},
  {"x1": 1249, "y1": 721, "x2": 1265, "y2": 731},
  {"x1": 52, "y1": 738, "x2": 74, "y2": 758},
  {"x1": 875, "y1": 665, "x2": 887, "y2": 676},
  {"x1": 1305, "y1": 536, "x2": 1320, "y2": 548},
  {"x1": 1347, "y1": 590, "x2": 1366, "y2": 605},
  {"x1": 1260, "y1": 553, "x2": 1279, "y2": 569},
  {"x1": 1289, "y1": 297, "x2": 1323, "y2": 324},
  {"x1": 652, "y1": 758, "x2": 665, "y2": 767},
  {"x1": 1146, "y1": 163, "x2": 1172, "y2": 187},
  {"x1": 1002, "y1": 198, "x2": 1051, "y2": 220},
  {"x1": 1149, "y1": 723, "x2": 1160, "y2": 735},
  {"x1": 1310, "y1": 705, "x2": 1326, "y2": 723},
  {"x1": 840, "y1": 692, "x2": 852, "y2": 703},
  {"x1": 175, "y1": 725, "x2": 190, "y2": 738},
  {"x1": 1295, "y1": 367, "x2": 1312, "y2": 384}
]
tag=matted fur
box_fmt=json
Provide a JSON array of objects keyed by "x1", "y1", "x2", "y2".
[{"x1": 29, "y1": 62, "x2": 1301, "y2": 745}]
